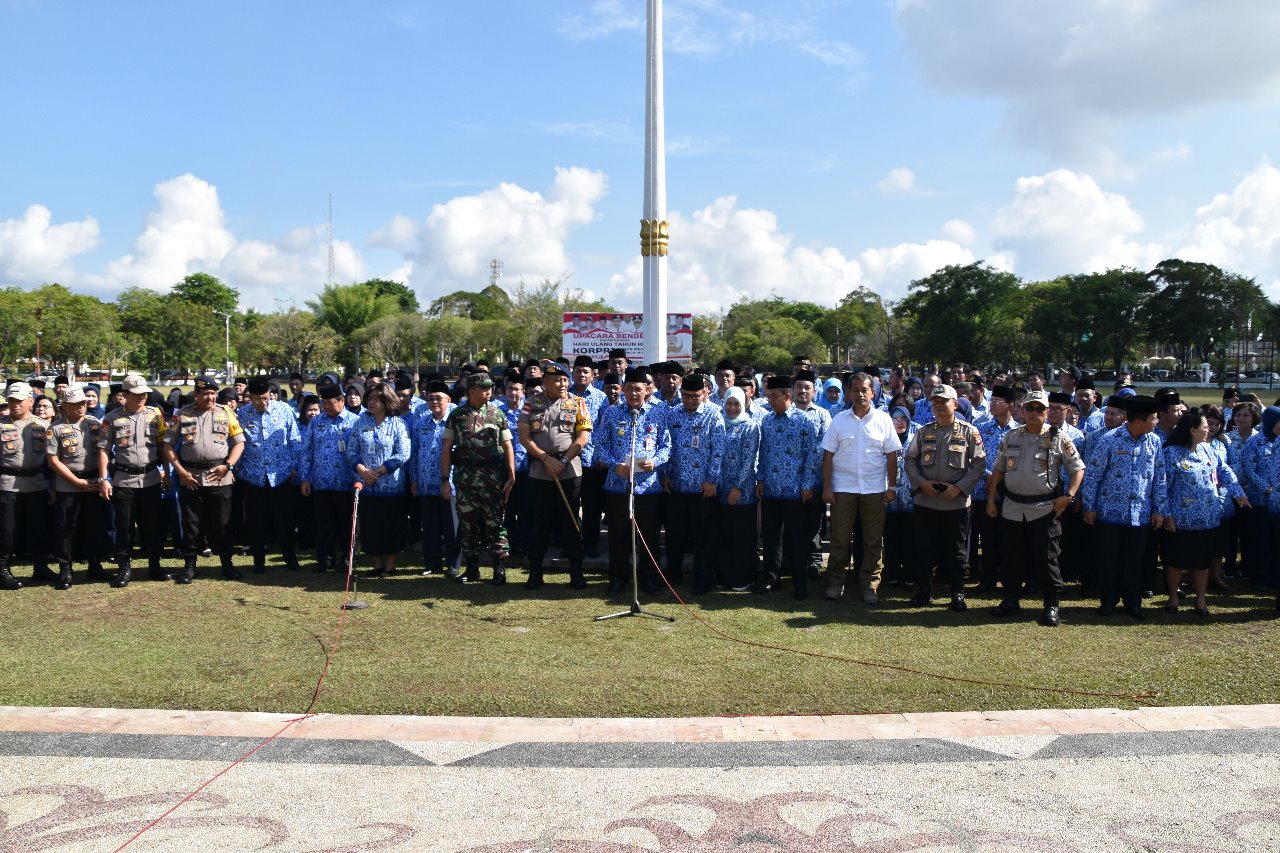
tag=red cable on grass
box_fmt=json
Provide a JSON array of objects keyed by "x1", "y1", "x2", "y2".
[
  {"x1": 631, "y1": 519, "x2": 1161, "y2": 708},
  {"x1": 111, "y1": 485, "x2": 364, "y2": 852}
]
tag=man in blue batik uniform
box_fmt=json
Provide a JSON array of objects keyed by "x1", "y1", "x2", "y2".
[
  {"x1": 1081, "y1": 395, "x2": 1169, "y2": 619},
  {"x1": 754, "y1": 375, "x2": 822, "y2": 600},
  {"x1": 408, "y1": 380, "x2": 458, "y2": 578},
  {"x1": 298, "y1": 381, "x2": 357, "y2": 573},
  {"x1": 595, "y1": 367, "x2": 672, "y2": 597},
  {"x1": 660, "y1": 373, "x2": 725, "y2": 595},
  {"x1": 237, "y1": 376, "x2": 303, "y2": 573}
]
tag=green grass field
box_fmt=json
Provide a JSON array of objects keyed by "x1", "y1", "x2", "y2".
[{"x1": 4, "y1": 551, "x2": 1278, "y2": 717}]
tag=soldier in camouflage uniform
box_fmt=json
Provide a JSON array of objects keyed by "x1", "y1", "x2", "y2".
[{"x1": 440, "y1": 373, "x2": 515, "y2": 584}]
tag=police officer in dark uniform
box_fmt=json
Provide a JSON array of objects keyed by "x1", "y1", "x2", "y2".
[
  {"x1": 985, "y1": 390, "x2": 1086, "y2": 626},
  {"x1": 98, "y1": 373, "x2": 170, "y2": 587},
  {"x1": 164, "y1": 377, "x2": 246, "y2": 583},
  {"x1": 46, "y1": 386, "x2": 108, "y2": 588},
  {"x1": 0, "y1": 382, "x2": 51, "y2": 589},
  {"x1": 904, "y1": 384, "x2": 986, "y2": 610},
  {"x1": 517, "y1": 362, "x2": 593, "y2": 590}
]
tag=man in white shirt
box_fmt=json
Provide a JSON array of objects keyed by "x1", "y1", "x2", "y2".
[{"x1": 821, "y1": 372, "x2": 902, "y2": 604}]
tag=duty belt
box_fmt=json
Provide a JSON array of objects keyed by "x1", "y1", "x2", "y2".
[
  {"x1": 67, "y1": 468, "x2": 100, "y2": 479},
  {"x1": 182, "y1": 460, "x2": 225, "y2": 471},
  {"x1": 0, "y1": 464, "x2": 44, "y2": 477},
  {"x1": 111, "y1": 461, "x2": 158, "y2": 476},
  {"x1": 1003, "y1": 487, "x2": 1061, "y2": 504}
]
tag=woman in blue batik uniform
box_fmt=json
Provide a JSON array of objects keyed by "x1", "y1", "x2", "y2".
[
  {"x1": 1160, "y1": 409, "x2": 1248, "y2": 616},
  {"x1": 716, "y1": 388, "x2": 760, "y2": 591}
]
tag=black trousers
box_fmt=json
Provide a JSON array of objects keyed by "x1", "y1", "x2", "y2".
[
  {"x1": 1058, "y1": 506, "x2": 1087, "y2": 583},
  {"x1": 664, "y1": 491, "x2": 719, "y2": 585},
  {"x1": 760, "y1": 497, "x2": 810, "y2": 595},
  {"x1": 883, "y1": 510, "x2": 913, "y2": 585},
  {"x1": 999, "y1": 511, "x2": 1063, "y2": 605},
  {"x1": 242, "y1": 481, "x2": 298, "y2": 562},
  {"x1": 913, "y1": 505, "x2": 970, "y2": 594},
  {"x1": 110, "y1": 484, "x2": 162, "y2": 563},
  {"x1": 606, "y1": 491, "x2": 661, "y2": 583},
  {"x1": 312, "y1": 489, "x2": 354, "y2": 568},
  {"x1": 717, "y1": 501, "x2": 757, "y2": 588},
  {"x1": 53, "y1": 490, "x2": 109, "y2": 568},
  {"x1": 1094, "y1": 522, "x2": 1150, "y2": 608},
  {"x1": 178, "y1": 485, "x2": 233, "y2": 559},
  {"x1": 580, "y1": 465, "x2": 607, "y2": 550},
  {"x1": 505, "y1": 470, "x2": 531, "y2": 554},
  {"x1": 528, "y1": 476, "x2": 582, "y2": 571},
  {"x1": 968, "y1": 505, "x2": 1001, "y2": 586},
  {"x1": 1, "y1": 491, "x2": 49, "y2": 572},
  {"x1": 419, "y1": 494, "x2": 458, "y2": 571}
]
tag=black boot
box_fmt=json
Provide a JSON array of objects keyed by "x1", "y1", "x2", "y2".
[
  {"x1": 460, "y1": 557, "x2": 480, "y2": 584},
  {"x1": 569, "y1": 564, "x2": 587, "y2": 590},
  {"x1": 524, "y1": 566, "x2": 544, "y2": 590},
  {"x1": 312, "y1": 556, "x2": 330, "y2": 574},
  {"x1": 176, "y1": 557, "x2": 196, "y2": 585},
  {"x1": 54, "y1": 563, "x2": 73, "y2": 591},
  {"x1": 252, "y1": 551, "x2": 266, "y2": 574},
  {"x1": 0, "y1": 562, "x2": 23, "y2": 591},
  {"x1": 221, "y1": 556, "x2": 242, "y2": 580},
  {"x1": 284, "y1": 552, "x2": 302, "y2": 571},
  {"x1": 88, "y1": 562, "x2": 110, "y2": 582},
  {"x1": 491, "y1": 560, "x2": 507, "y2": 586},
  {"x1": 33, "y1": 563, "x2": 58, "y2": 583},
  {"x1": 149, "y1": 559, "x2": 171, "y2": 581},
  {"x1": 111, "y1": 561, "x2": 132, "y2": 588}
]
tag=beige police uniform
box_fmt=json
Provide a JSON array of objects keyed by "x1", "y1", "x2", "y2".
[
  {"x1": 98, "y1": 406, "x2": 166, "y2": 487},
  {"x1": 0, "y1": 415, "x2": 50, "y2": 494},
  {"x1": 992, "y1": 426, "x2": 1084, "y2": 521},
  {"x1": 48, "y1": 416, "x2": 102, "y2": 493},
  {"x1": 167, "y1": 403, "x2": 243, "y2": 486},
  {"x1": 0, "y1": 404, "x2": 51, "y2": 587},
  {"x1": 904, "y1": 420, "x2": 986, "y2": 509},
  {"x1": 519, "y1": 392, "x2": 592, "y2": 481}
]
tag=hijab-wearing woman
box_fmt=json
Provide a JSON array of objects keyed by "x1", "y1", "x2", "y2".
[
  {"x1": 818, "y1": 377, "x2": 845, "y2": 414},
  {"x1": 716, "y1": 387, "x2": 760, "y2": 591},
  {"x1": 344, "y1": 382, "x2": 411, "y2": 576},
  {"x1": 1161, "y1": 409, "x2": 1248, "y2": 616}
]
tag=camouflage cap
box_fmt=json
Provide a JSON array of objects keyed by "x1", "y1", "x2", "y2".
[{"x1": 465, "y1": 373, "x2": 495, "y2": 389}]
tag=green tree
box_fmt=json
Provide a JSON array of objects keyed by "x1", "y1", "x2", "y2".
[
  {"x1": 239, "y1": 308, "x2": 337, "y2": 374},
  {"x1": 172, "y1": 272, "x2": 239, "y2": 314},
  {"x1": 894, "y1": 262, "x2": 1023, "y2": 366},
  {"x1": 814, "y1": 287, "x2": 889, "y2": 365},
  {"x1": 724, "y1": 317, "x2": 826, "y2": 373},
  {"x1": 427, "y1": 286, "x2": 512, "y2": 321},
  {"x1": 356, "y1": 313, "x2": 434, "y2": 372},
  {"x1": 1144, "y1": 259, "x2": 1268, "y2": 369},
  {"x1": 0, "y1": 288, "x2": 36, "y2": 367},
  {"x1": 116, "y1": 287, "x2": 225, "y2": 371},
  {"x1": 29, "y1": 284, "x2": 120, "y2": 375},
  {"x1": 1024, "y1": 268, "x2": 1156, "y2": 370},
  {"x1": 360, "y1": 278, "x2": 419, "y2": 313},
  {"x1": 307, "y1": 283, "x2": 399, "y2": 370}
]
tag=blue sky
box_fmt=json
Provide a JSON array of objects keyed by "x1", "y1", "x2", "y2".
[{"x1": 3, "y1": 0, "x2": 1280, "y2": 315}]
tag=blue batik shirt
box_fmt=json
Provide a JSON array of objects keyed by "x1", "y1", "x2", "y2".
[
  {"x1": 718, "y1": 417, "x2": 760, "y2": 506},
  {"x1": 299, "y1": 408, "x2": 359, "y2": 492},
  {"x1": 1162, "y1": 443, "x2": 1243, "y2": 530},
  {"x1": 1082, "y1": 426, "x2": 1169, "y2": 526},
  {"x1": 912, "y1": 397, "x2": 933, "y2": 426},
  {"x1": 570, "y1": 383, "x2": 609, "y2": 467},
  {"x1": 344, "y1": 412, "x2": 411, "y2": 497},
  {"x1": 1237, "y1": 431, "x2": 1275, "y2": 507},
  {"x1": 749, "y1": 399, "x2": 770, "y2": 423},
  {"x1": 595, "y1": 401, "x2": 672, "y2": 496},
  {"x1": 661, "y1": 402, "x2": 726, "y2": 495},
  {"x1": 235, "y1": 399, "x2": 301, "y2": 488},
  {"x1": 1206, "y1": 439, "x2": 1238, "y2": 522},
  {"x1": 797, "y1": 403, "x2": 832, "y2": 445},
  {"x1": 973, "y1": 416, "x2": 1016, "y2": 502},
  {"x1": 497, "y1": 399, "x2": 528, "y2": 473},
  {"x1": 887, "y1": 422, "x2": 918, "y2": 513},
  {"x1": 408, "y1": 407, "x2": 454, "y2": 495},
  {"x1": 1079, "y1": 408, "x2": 1105, "y2": 433},
  {"x1": 1267, "y1": 439, "x2": 1280, "y2": 517},
  {"x1": 758, "y1": 405, "x2": 822, "y2": 501}
]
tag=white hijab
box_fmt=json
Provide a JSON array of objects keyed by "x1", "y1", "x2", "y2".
[{"x1": 722, "y1": 387, "x2": 750, "y2": 424}]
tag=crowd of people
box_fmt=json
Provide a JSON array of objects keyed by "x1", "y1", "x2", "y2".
[{"x1": 2, "y1": 350, "x2": 1278, "y2": 625}]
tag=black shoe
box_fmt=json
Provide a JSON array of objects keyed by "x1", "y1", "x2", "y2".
[
  {"x1": 110, "y1": 566, "x2": 131, "y2": 588},
  {"x1": 991, "y1": 600, "x2": 1021, "y2": 617},
  {"x1": 87, "y1": 564, "x2": 110, "y2": 582},
  {"x1": 1194, "y1": 605, "x2": 1210, "y2": 617},
  {"x1": 752, "y1": 572, "x2": 778, "y2": 594},
  {"x1": 1040, "y1": 605, "x2": 1060, "y2": 627},
  {"x1": 524, "y1": 572, "x2": 544, "y2": 591},
  {"x1": 1164, "y1": 602, "x2": 1179, "y2": 614},
  {"x1": 491, "y1": 567, "x2": 507, "y2": 586},
  {"x1": 0, "y1": 565, "x2": 21, "y2": 591},
  {"x1": 1126, "y1": 604, "x2": 1145, "y2": 620},
  {"x1": 149, "y1": 563, "x2": 172, "y2": 581},
  {"x1": 176, "y1": 559, "x2": 196, "y2": 585},
  {"x1": 1098, "y1": 602, "x2": 1115, "y2": 616},
  {"x1": 607, "y1": 577, "x2": 626, "y2": 596},
  {"x1": 33, "y1": 564, "x2": 59, "y2": 583},
  {"x1": 909, "y1": 591, "x2": 932, "y2": 607},
  {"x1": 221, "y1": 562, "x2": 242, "y2": 580},
  {"x1": 252, "y1": 563, "x2": 266, "y2": 575},
  {"x1": 569, "y1": 571, "x2": 588, "y2": 590},
  {"x1": 313, "y1": 560, "x2": 331, "y2": 574},
  {"x1": 949, "y1": 593, "x2": 967, "y2": 612},
  {"x1": 54, "y1": 566, "x2": 73, "y2": 591},
  {"x1": 284, "y1": 556, "x2": 302, "y2": 571}
]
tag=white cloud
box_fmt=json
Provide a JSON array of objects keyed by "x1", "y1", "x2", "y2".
[
  {"x1": 81, "y1": 173, "x2": 365, "y2": 308},
  {"x1": 992, "y1": 168, "x2": 1162, "y2": 279},
  {"x1": 607, "y1": 195, "x2": 973, "y2": 314},
  {"x1": 941, "y1": 219, "x2": 976, "y2": 245},
  {"x1": 895, "y1": 0, "x2": 1280, "y2": 165},
  {"x1": 1175, "y1": 159, "x2": 1280, "y2": 296},
  {"x1": 1148, "y1": 142, "x2": 1192, "y2": 163},
  {"x1": 559, "y1": 0, "x2": 643, "y2": 40},
  {"x1": 0, "y1": 204, "x2": 99, "y2": 284},
  {"x1": 877, "y1": 167, "x2": 917, "y2": 196},
  {"x1": 378, "y1": 166, "x2": 608, "y2": 299}
]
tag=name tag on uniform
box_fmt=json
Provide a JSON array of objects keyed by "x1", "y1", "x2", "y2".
[
  {"x1": 337, "y1": 441, "x2": 346, "y2": 453},
  {"x1": 691, "y1": 434, "x2": 700, "y2": 449}
]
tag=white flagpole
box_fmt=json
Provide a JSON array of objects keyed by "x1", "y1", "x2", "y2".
[{"x1": 641, "y1": 0, "x2": 668, "y2": 367}]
